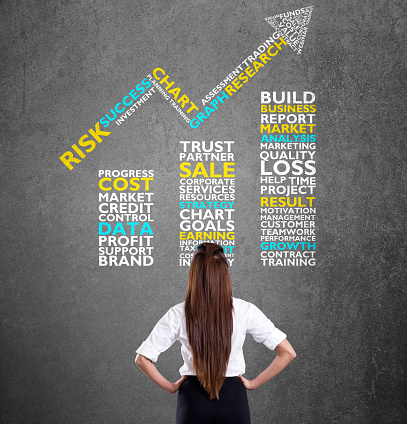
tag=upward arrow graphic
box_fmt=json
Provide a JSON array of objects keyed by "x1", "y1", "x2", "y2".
[
  {"x1": 265, "y1": 5, "x2": 314, "y2": 54},
  {"x1": 60, "y1": 7, "x2": 316, "y2": 169}
]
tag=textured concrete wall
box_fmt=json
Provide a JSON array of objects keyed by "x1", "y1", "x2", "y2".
[{"x1": 1, "y1": 0, "x2": 406, "y2": 423}]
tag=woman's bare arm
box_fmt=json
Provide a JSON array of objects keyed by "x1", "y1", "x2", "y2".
[
  {"x1": 135, "y1": 354, "x2": 188, "y2": 394},
  {"x1": 238, "y1": 339, "x2": 296, "y2": 390}
]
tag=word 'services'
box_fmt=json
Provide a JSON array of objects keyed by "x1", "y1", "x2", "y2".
[{"x1": 179, "y1": 141, "x2": 236, "y2": 266}]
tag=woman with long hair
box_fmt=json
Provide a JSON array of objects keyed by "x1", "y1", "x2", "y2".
[{"x1": 135, "y1": 243, "x2": 296, "y2": 423}]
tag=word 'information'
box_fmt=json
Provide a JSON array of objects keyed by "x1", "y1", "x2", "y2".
[{"x1": 179, "y1": 141, "x2": 236, "y2": 266}]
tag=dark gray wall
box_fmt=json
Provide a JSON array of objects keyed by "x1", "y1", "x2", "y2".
[{"x1": 1, "y1": 0, "x2": 406, "y2": 423}]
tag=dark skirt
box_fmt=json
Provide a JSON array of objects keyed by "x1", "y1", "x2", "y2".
[{"x1": 176, "y1": 376, "x2": 251, "y2": 424}]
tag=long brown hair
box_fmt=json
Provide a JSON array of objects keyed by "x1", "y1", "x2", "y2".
[{"x1": 185, "y1": 243, "x2": 233, "y2": 400}]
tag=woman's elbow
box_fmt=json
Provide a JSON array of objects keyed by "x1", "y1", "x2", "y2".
[
  {"x1": 286, "y1": 343, "x2": 297, "y2": 360},
  {"x1": 136, "y1": 354, "x2": 148, "y2": 367},
  {"x1": 275, "y1": 340, "x2": 296, "y2": 360}
]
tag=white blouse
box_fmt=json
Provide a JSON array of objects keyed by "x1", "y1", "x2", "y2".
[{"x1": 135, "y1": 297, "x2": 287, "y2": 376}]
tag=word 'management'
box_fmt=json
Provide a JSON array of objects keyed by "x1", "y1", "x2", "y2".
[{"x1": 259, "y1": 91, "x2": 316, "y2": 266}]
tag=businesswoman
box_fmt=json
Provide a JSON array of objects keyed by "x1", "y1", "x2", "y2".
[{"x1": 135, "y1": 243, "x2": 296, "y2": 424}]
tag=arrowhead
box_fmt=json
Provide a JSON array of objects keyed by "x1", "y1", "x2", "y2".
[{"x1": 265, "y1": 6, "x2": 314, "y2": 55}]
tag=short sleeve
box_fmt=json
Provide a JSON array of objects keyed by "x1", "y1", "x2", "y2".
[
  {"x1": 246, "y1": 303, "x2": 286, "y2": 351},
  {"x1": 135, "y1": 306, "x2": 180, "y2": 362}
]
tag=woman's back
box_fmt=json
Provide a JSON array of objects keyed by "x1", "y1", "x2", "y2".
[
  {"x1": 135, "y1": 243, "x2": 296, "y2": 424},
  {"x1": 136, "y1": 297, "x2": 287, "y2": 378}
]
